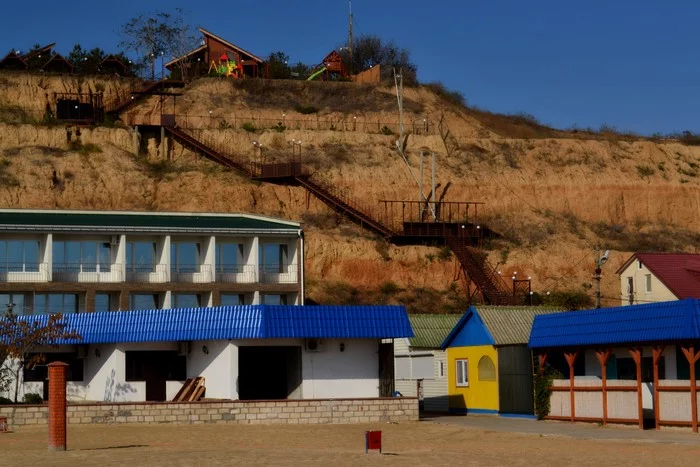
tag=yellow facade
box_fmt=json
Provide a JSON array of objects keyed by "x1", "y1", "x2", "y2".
[{"x1": 446, "y1": 345, "x2": 499, "y2": 412}]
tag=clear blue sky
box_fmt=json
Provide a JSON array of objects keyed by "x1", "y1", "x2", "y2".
[{"x1": 1, "y1": 0, "x2": 698, "y2": 135}]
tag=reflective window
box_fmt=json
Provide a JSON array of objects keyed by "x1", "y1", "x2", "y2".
[
  {"x1": 34, "y1": 293, "x2": 79, "y2": 315},
  {"x1": 126, "y1": 242, "x2": 156, "y2": 273},
  {"x1": 259, "y1": 243, "x2": 289, "y2": 273},
  {"x1": 94, "y1": 293, "x2": 112, "y2": 312},
  {"x1": 216, "y1": 243, "x2": 244, "y2": 272},
  {"x1": 129, "y1": 293, "x2": 159, "y2": 310},
  {"x1": 53, "y1": 240, "x2": 110, "y2": 272},
  {"x1": 172, "y1": 293, "x2": 201, "y2": 308},
  {"x1": 171, "y1": 242, "x2": 200, "y2": 272},
  {"x1": 0, "y1": 239, "x2": 40, "y2": 272},
  {"x1": 261, "y1": 294, "x2": 287, "y2": 305},
  {"x1": 220, "y1": 293, "x2": 244, "y2": 306},
  {"x1": 0, "y1": 293, "x2": 26, "y2": 314}
]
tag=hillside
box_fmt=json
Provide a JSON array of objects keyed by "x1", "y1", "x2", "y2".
[{"x1": 0, "y1": 72, "x2": 698, "y2": 311}]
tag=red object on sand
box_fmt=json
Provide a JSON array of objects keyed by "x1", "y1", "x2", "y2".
[{"x1": 365, "y1": 431, "x2": 382, "y2": 453}]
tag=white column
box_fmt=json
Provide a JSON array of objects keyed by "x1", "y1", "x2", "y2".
[
  {"x1": 160, "y1": 235, "x2": 171, "y2": 281},
  {"x1": 203, "y1": 236, "x2": 215, "y2": 282},
  {"x1": 116, "y1": 235, "x2": 126, "y2": 282},
  {"x1": 253, "y1": 291, "x2": 261, "y2": 305},
  {"x1": 250, "y1": 236, "x2": 260, "y2": 283},
  {"x1": 41, "y1": 233, "x2": 52, "y2": 281},
  {"x1": 162, "y1": 291, "x2": 172, "y2": 309},
  {"x1": 230, "y1": 343, "x2": 239, "y2": 400}
]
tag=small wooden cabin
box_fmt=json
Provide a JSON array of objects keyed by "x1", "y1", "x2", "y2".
[
  {"x1": 309, "y1": 50, "x2": 350, "y2": 81},
  {"x1": 42, "y1": 53, "x2": 73, "y2": 74},
  {"x1": 0, "y1": 51, "x2": 28, "y2": 71},
  {"x1": 165, "y1": 27, "x2": 264, "y2": 80}
]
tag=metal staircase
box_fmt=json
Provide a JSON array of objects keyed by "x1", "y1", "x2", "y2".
[{"x1": 154, "y1": 126, "x2": 524, "y2": 305}]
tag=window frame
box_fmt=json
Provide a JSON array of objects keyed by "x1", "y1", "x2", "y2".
[
  {"x1": 439, "y1": 360, "x2": 445, "y2": 378},
  {"x1": 477, "y1": 355, "x2": 497, "y2": 381},
  {"x1": 455, "y1": 359, "x2": 469, "y2": 387},
  {"x1": 645, "y1": 274, "x2": 652, "y2": 293}
]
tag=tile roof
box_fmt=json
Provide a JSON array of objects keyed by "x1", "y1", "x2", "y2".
[
  {"x1": 441, "y1": 306, "x2": 564, "y2": 348},
  {"x1": 407, "y1": 314, "x2": 462, "y2": 348},
  {"x1": 529, "y1": 298, "x2": 700, "y2": 349},
  {"x1": 15, "y1": 305, "x2": 413, "y2": 345},
  {"x1": 633, "y1": 253, "x2": 700, "y2": 300},
  {"x1": 476, "y1": 306, "x2": 564, "y2": 346}
]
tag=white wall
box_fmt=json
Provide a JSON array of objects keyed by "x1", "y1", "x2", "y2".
[
  {"x1": 187, "y1": 340, "x2": 236, "y2": 400},
  {"x1": 393, "y1": 339, "x2": 450, "y2": 412},
  {"x1": 619, "y1": 260, "x2": 678, "y2": 305}
]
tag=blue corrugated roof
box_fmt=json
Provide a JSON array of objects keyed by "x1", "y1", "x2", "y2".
[
  {"x1": 528, "y1": 299, "x2": 700, "y2": 349},
  {"x1": 12, "y1": 305, "x2": 413, "y2": 345}
]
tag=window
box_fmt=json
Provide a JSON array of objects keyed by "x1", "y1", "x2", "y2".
[
  {"x1": 34, "y1": 293, "x2": 79, "y2": 315},
  {"x1": 94, "y1": 293, "x2": 116, "y2": 312},
  {"x1": 627, "y1": 277, "x2": 634, "y2": 305},
  {"x1": 478, "y1": 356, "x2": 497, "y2": 381},
  {"x1": 262, "y1": 294, "x2": 287, "y2": 305},
  {"x1": 0, "y1": 293, "x2": 26, "y2": 314},
  {"x1": 395, "y1": 356, "x2": 410, "y2": 379},
  {"x1": 129, "y1": 293, "x2": 160, "y2": 310},
  {"x1": 259, "y1": 243, "x2": 289, "y2": 274},
  {"x1": 171, "y1": 242, "x2": 200, "y2": 273},
  {"x1": 172, "y1": 293, "x2": 201, "y2": 308},
  {"x1": 126, "y1": 241, "x2": 156, "y2": 273},
  {"x1": 637, "y1": 260, "x2": 643, "y2": 270},
  {"x1": 645, "y1": 274, "x2": 652, "y2": 293},
  {"x1": 220, "y1": 293, "x2": 245, "y2": 306},
  {"x1": 0, "y1": 239, "x2": 40, "y2": 272},
  {"x1": 456, "y1": 359, "x2": 469, "y2": 387},
  {"x1": 412, "y1": 355, "x2": 434, "y2": 379},
  {"x1": 53, "y1": 240, "x2": 111, "y2": 272},
  {"x1": 216, "y1": 243, "x2": 244, "y2": 272},
  {"x1": 439, "y1": 360, "x2": 445, "y2": 378}
]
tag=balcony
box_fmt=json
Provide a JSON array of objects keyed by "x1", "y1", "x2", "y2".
[
  {"x1": 126, "y1": 264, "x2": 168, "y2": 283},
  {"x1": 0, "y1": 262, "x2": 49, "y2": 282},
  {"x1": 53, "y1": 263, "x2": 124, "y2": 283},
  {"x1": 214, "y1": 265, "x2": 257, "y2": 284},
  {"x1": 171, "y1": 264, "x2": 213, "y2": 284},
  {"x1": 259, "y1": 264, "x2": 298, "y2": 284}
]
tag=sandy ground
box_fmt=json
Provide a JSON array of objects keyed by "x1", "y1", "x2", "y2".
[{"x1": 2, "y1": 421, "x2": 700, "y2": 467}]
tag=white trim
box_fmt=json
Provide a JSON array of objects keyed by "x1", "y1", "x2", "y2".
[{"x1": 395, "y1": 351, "x2": 433, "y2": 357}]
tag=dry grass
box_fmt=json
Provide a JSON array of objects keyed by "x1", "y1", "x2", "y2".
[{"x1": 2, "y1": 422, "x2": 700, "y2": 467}]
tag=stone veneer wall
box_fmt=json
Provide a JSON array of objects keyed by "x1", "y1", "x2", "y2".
[{"x1": 0, "y1": 397, "x2": 418, "y2": 428}]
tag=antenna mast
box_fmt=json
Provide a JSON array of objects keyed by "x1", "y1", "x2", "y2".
[{"x1": 348, "y1": 1, "x2": 353, "y2": 73}]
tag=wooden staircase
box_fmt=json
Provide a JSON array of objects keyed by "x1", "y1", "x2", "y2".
[
  {"x1": 105, "y1": 78, "x2": 185, "y2": 116},
  {"x1": 438, "y1": 114, "x2": 461, "y2": 157}
]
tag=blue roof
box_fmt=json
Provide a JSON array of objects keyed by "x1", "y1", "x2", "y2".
[
  {"x1": 13, "y1": 305, "x2": 413, "y2": 345},
  {"x1": 528, "y1": 299, "x2": 700, "y2": 349}
]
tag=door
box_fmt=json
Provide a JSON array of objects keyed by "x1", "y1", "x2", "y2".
[{"x1": 378, "y1": 342, "x2": 395, "y2": 397}]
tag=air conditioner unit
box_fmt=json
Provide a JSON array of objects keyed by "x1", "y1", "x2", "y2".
[
  {"x1": 76, "y1": 345, "x2": 87, "y2": 359},
  {"x1": 110, "y1": 235, "x2": 120, "y2": 246},
  {"x1": 177, "y1": 341, "x2": 191, "y2": 356},
  {"x1": 305, "y1": 339, "x2": 324, "y2": 353}
]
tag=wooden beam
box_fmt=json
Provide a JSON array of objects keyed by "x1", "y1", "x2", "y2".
[
  {"x1": 564, "y1": 350, "x2": 579, "y2": 422},
  {"x1": 681, "y1": 345, "x2": 698, "y2": 433},
  {"x1": 628, "y1": 347, "x2": 644, "y2": 430},
  {"x1": 596, "y1": 349, "x2": 612, "y2": 426},
  {"x1": 538, "y1": 352, "x2": 548, "y2": 375},
  {"x1": 652, "y1": 346, "x2": 664, "y2": 431}
]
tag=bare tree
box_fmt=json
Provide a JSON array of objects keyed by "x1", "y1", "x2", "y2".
[{"x1": 119, "y1": 8, "x2": 196, "y2": 80}]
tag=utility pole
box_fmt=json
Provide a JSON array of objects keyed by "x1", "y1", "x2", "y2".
[{"x1": 594, "y1": 245, "x2": 610, "y2": 309}]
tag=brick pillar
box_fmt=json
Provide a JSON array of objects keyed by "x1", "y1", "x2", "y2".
[{"x1": 47, "y1": 361, "x2": 69, "y2": 451}]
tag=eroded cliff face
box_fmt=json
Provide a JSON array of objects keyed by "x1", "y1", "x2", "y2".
[{"x1": 0, "y1": 74, "x2": 698, "y2": 308}]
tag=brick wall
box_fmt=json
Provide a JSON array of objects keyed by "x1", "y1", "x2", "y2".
[{"x1": 0, "y1": 397, "x2": 418, "y2": 428}]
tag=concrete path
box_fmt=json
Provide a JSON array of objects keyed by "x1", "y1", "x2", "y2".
[{"x1": 423, "y1": 414, "x2": 700, "y2": 445}]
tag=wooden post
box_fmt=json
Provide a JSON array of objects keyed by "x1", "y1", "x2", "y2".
[
  {"x1": 595, "y1": 349, "x2": 612, "y2": 426},
  {"x1": 47, "y1": 362, "x2": 69, "y2": 451},
  {"x1": 538, "y1": 352, "x2": 548, "y2": 375},
  {"x1": 564, "y1": 350, "x2": 579, "y2": 422},
  {"x1": 628, "y1": 347, "x2": 644, "y2": 430},
  {"x1": 681, "y1": 345, "x2": 700, "y2": 433},
  {"x1": 652, "y1": 346, "x2": 664, "y2": 431}
]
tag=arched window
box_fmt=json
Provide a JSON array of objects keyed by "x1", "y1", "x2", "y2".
[{"x1": 478, "y1": 356, "x2": 496, "y2": 381}]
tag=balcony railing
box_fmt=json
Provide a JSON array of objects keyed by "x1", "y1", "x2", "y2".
[
  {"x1": 215, "y1": 264, "x2": 257, "y2": 284},
  {"x1": 52, "y1": 263, "x2": 124, "y2": 283},
  {"x1": 126, "y1": 264, "x2": 168, "y2": 283},
  {"x1": 259, "y1": 264, "x2": 298, "y2": 284},
  {"x1": 0, "y1": 262, "x2": 49, "y2": 282},
  {"x1": 170, "y1": 264, "x2": 213, "y2": 283}
]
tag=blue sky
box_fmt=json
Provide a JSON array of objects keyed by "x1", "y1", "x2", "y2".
[{"x1": 1, "y1": 0, "x2": 698, "y2": 135}]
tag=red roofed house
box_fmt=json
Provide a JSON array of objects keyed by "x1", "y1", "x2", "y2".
[{"x1": 616, "y1": 253, "x2": 700, "y2": 305}]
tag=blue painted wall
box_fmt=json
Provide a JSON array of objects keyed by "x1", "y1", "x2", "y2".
[{"x1": 446, "y1": 310, "x2": 495, "y2": 348}]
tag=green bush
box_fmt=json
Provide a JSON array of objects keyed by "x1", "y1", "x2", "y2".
[
  {"x1": 241, "y1": 122, "x2": 257, "y2": 133},
  {"x1": 534, "y1": 366, "x2": 563, "y2": 420},
  {"x1": 635, "y1": 164, "x2": 655, "y2": 178},
  {"x1": 379, "y1": 281, "x2": 401, "y2": 295},
  {"x1": 22, "y1": 393, "x2": 43, "y2": 404},
  {"x1": 0, "y1": 396, "x2": 13, "y2": 405},
  {"x1": 380, "y1": 126, "x2": 394, "y2": 136}
]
